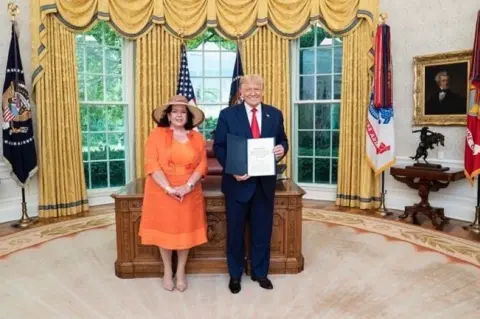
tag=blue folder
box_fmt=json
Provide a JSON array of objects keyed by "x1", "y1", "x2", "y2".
[{"x1": 225, "y1": 133, "x2": 248, "y2": 175}]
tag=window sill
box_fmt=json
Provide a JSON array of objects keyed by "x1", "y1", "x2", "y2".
[
  {"x1": 87, "y1": 187, "x2": 121, "y2": 206},
  {"x1": 297, "y1": 183, "x2": 337, "y2": 201}
]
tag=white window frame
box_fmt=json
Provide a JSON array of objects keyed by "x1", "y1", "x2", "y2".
[
  {"x1": 77, "y1": 35, "x2": 135, "y2": 205},
  {"x1": 187, "y1": 40, "x2": 237, "y2": 137},
  {"x1": 290, "y1": 27, "x2": 341, "y2": 200}
]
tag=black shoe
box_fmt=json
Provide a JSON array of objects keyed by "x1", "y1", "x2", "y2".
[
  {"x1": 251, "y1": 276, "x2": 273, "y2": 290},
  {"x1": 229, "y1": 278, "x2": 241, "y2": 294}
]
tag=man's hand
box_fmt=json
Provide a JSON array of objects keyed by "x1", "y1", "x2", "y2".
[
  {"x1": 273, "y1": 144, "x2": 285, "y2": 160},
  {"x1": 233, "y1": 174, "x2": 250, "y2": 182}
]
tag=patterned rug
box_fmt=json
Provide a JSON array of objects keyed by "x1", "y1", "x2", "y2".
[
  {"x1": 1, "y1": 211, "x2": 479, "y2": 318},
  {"x1": 1, "y1": 209, "x2": 479, "y2": 267}
]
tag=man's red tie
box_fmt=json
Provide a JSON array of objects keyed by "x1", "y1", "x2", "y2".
[{"x1": 251, "y1": 108, "x2": 260, "y2": 138}]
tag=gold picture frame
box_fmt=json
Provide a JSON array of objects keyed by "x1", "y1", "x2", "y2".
[{"x1": 413, "y1": 49, "x2": 472, "y2": 126}]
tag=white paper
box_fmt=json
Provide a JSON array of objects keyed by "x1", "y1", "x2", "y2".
[{"x1": 247, "y1": 137, "x2": 276, "y2": 176}]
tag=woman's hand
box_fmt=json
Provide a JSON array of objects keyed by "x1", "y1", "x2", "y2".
[
  {"x1": 175, "y1": 184, "x2": 192, "y2": 197},
  {"x1": 165, "y1": 186, "x2": 182, "y2": 201}
]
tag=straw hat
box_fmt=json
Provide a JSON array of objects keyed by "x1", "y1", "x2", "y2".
[{"x1": 152, "y1": 95, "x2": 205, "y2": 127}]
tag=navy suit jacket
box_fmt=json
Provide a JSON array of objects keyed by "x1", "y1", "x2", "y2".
[{"x1": 213, "y1": 102, "x2": 289, "y2": 203}]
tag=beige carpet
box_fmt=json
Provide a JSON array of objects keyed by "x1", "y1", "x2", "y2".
[{"x1": 0, "y1": 210, "x2": 479, "y2": 318}]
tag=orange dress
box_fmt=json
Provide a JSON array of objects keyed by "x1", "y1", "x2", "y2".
[{"x1": 139, "y1": 127, "x2": 208, "y2": 250}]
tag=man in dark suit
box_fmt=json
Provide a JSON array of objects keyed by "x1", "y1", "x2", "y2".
[
  {"x1": 213, "y1": 74, "x2": 288, "y2": 294},
  {"x1": 425, "y1": 71, "x2": 467, "y2": 115}
]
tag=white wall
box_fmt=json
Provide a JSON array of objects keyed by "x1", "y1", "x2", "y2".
[{"x1": 304, "y1": 0, "x2": 480, "y2": 223}]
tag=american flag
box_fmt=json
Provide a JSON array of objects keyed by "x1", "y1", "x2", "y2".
[{"x1": 176, "y1": 44, "x2": 196, "y2": 104}]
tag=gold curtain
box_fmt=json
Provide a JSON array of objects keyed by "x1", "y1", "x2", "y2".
[
  {"x1": 35, "y1": 15, "x2": 89, "y2": 218},
  {"x1": 335, "y1": 19, "x2": 380, "y2": 209},
  {"x1": 135, "y1": 26, "x2": 182, "y2": 177},
  {"x1": 31, "y1": 0, "x2": 376, "y2": 86},
  {"x1": 243, "y1": 27, "x2": 291, "y2": 176}
]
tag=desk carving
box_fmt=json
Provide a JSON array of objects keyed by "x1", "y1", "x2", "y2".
[
  {"x1": 112, "y1": 176, "x2": 305, "y2": 278},
  {"x1": 390, "y1": 166, "x2": 465, "y2": 229}
]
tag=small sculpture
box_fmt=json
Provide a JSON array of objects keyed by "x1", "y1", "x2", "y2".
[{"x1": 410, "y1": 126, "x2": 445, "y2": 165}]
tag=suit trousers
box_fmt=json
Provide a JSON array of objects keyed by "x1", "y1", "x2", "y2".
[{"x1": 225, "y1": 179, "x2": 275, "y2": 279}]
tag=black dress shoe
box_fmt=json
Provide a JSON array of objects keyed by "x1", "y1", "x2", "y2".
[
  {"x1": 251, "y1": 276, "x2": 273, "y2": 290},
  {"x1": 229, "y1": 278, "x2": 241, "y2": 294}
]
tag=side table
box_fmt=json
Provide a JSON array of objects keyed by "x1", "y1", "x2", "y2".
[{"x1": 390, "y1": 166, "x2": 465, "y2": 229}]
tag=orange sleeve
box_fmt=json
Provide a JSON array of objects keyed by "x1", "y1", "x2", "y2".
[
  {"x1": 144, "y1": 129, "x2": 161, "y2": 175},
  {"x1": 194, "y1": 133, "x2": 208, "y2": 177}
]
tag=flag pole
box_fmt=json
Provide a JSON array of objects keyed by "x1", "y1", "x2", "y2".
[
  {"x1": 375, "y1": 12, "x2": 392, "y2": 217},
  {"x1": 464, "y1": 179, "x2": 480, "y2": 233},
  {"x1": 7, "y1": 1, "x2": 36, "y2": 228}
]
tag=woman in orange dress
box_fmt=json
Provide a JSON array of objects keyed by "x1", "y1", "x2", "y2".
[{"x1": 139, "y1": 95, "x2": 208, "y2": 292}]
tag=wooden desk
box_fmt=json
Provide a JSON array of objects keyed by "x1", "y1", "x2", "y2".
[
  {"x1": 111, "y1": 176, "x2": 305, "y2": 278},
  {"x1": 390, "y1": 166, "x2": 465, "y2": 229}
]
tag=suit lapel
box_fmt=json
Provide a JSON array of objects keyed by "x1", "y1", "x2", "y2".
[
  {"x1": 261, "y1": 105, "x2": 273, "y2": 138},
  {"x1": 236, "y1": 103, "x2": 253, "y2": 138}
]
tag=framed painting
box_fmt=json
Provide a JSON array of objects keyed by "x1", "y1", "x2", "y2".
[{"x1": 413, "y1": 49, "x2": 472, "y2": 126}]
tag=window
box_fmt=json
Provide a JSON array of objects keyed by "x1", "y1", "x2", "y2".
[
  {"x1": 293, "y1": 26, "x2": 342, "y2": 185},
  {"x1": 76, "y1": 22, "x2": 130, "y2": 190},
  {"x1": 186, "y1": 30, "x2": 237, "y2": 138}
]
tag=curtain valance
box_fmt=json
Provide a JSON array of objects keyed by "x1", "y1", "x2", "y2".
[{"x1": 31, "y1": 0, "x2": 376, "y2": 89}]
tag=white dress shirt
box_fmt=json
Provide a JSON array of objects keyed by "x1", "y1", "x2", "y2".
[{"x1": 245, "y1": 102, "x2": 262, "y2": 133}]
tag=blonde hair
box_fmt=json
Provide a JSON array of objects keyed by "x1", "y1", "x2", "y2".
[{"x1": 240, "y1": 74, "x2": 264, "y2": 89}]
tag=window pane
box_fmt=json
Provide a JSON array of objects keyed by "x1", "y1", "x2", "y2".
[
  {"x1": 104, "y1": 26, "x2": 122, "y2": 47},
  {"x1": 332, "y1": 158, "x2": 338, "y2": 184},
  {"x1": 221, "y1": 78, "x2": 232, "y2": 103},
  {"x1": 332, "y1": 103, "x2": 340, "y2": 130},
  {"x1": 187, "y1": 52, "x2": 203, "y2": 77},
  {"x1": 106, "y1": 106, "x2": 125, "y2": 131},
  {"x1": 316, "y1": 75, "x2": 332, "y2": 100},
  {"x1": 314, "y1": 158, "x2": 330, "y2": 183},
  {"x1": 203, "y1": 116, "x2": 218, "y2": 131},
  {"x1": 83, "y1": 162, "x2": 90, "y2": 189},
  {"x1": 86, "y1": 75, "x2": 104, "y2": 101},
  {"x1": 299, "y1": 49, "x2": 314, "y2": 74},
  {"x1": 82, "y1": 133, "x2": 89, "y2": 161},
  {"x1": 316, "y1": 48, "x2": 332, "y2": 74},
  {"x1": 108, "y1": 133, "x2": 125, "y2": 160},
  {"x1": 91, "y1": 162, "x2": 108, "y2": 189},
  {"x1": 297, "y1": 131, "x2": 313, "y2": 156},
  {"x1": 315, "y1": 104, "x2": 330, "y2": 129},
  {"x1": 332, "y1": 131, "x2": 339, "y2": 157},
  {"x1": 334, "y1": 47, "x2": 342, "y2": 73},
  {"x1": 109, "y1": 161, "x2": 126, "y2": 187},
  {"x1": 203, "y1": 105, "x2": 221, "y2": 124},
  {"x1": 204, "y1": 78, "x2": 220, "y2": 103},
  {"x1": 78, "y1": 77, "x2": 85, "y2": 101},
  {"x1": 191, "y1": 78, "x2": 203, "y2": 101},
  {"x1": 298, "y1": 158, "x2": 313, "y2": 183},
  {"x1": 85, "y1": 46, "x2": 103, "y2": 73},
  {"x1": 89, "y1": 107, "x2": 106, "y2": 131},
  {"x1": 299, "y1": 76, "x2": 315, "y2": 100},
  {"x1": 90, "y1": 133, "x2": 107, "y2": 160},
  {"x1": 334, "y1": 75, "x2": 342, "y2": 99},
  {"x1": 76, "y1": 48, "x2": 85, "y2": 73},
  {"x1": 204, "y1": 42, "x2": 220, "y2": 51},
  {"x1": 297, "y1": 104, "x2": 313, "y2": 129},
  {"x1": 204, "y1": 52, "x2": 220, "y2": 76},
  {"x1": 314, "y1": 131, "x2": 331, "y2": 157},
  {"x1": 105, "y1": 75, "x2": 123, "y2": 101},
  {"x1": 300, "y1": 29, "x2": 315, "y2": 48},
  {"x1": 80, "y1": 105, "x2": 88, "y2": 131},
  {"x1": 221, "y1": 51, "x2": 236, "y2": 77},
  {"x1": 105, "y1": 48, "x2": 122, "y2": 74}
]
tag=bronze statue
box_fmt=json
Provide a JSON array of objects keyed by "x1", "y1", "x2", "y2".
[{"x1": 410, "y1": 126, "x2": 445, "y2": 164}]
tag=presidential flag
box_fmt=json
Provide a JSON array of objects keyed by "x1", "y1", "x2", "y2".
[
  {"x1": 176, "y1": 43, "x2": 196, "y2": 104},
  {"x1": 365, "y1": 23, "x2": 395, "y2": 174},
  {"x1": 464, "y1": 10, "x2": 480, "y2": 183},
  {"x1": 228, "y1": 47, "x2": 244, "y2": 106},
  {"x1": 2, "y1": 25, "x2": 38, "y2": 187}
]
